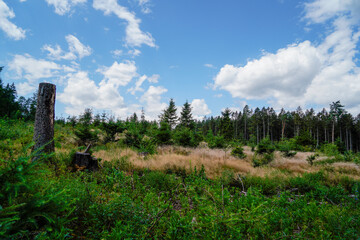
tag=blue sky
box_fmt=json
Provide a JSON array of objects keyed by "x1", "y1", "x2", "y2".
[{"x1": 1, "y1": 0, "x2": 360, "y2": 120}]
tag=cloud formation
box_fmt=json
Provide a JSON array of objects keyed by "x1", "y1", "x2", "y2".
[
  {"x1": 45, "y1": 0, "x2": 87, "y2": 15},
  {"x1": 140, "y1": 85, "x2": 168, "y2": 119},
  {"x1": 191, "y1": 99, "x2": 211, "y2": 120},
  {"x1": 43, "y1": 34, "x2": 92, "y2": 60},
  {"x1": 214, "y1": 0, "x2": 360, "y2": 113},
  {"x1": 93, "y1": 0, "x2": 155, "y2": 48},
  {"x1": 0, "y1": 0, "x2": 26, "y2": 40},
  {"x1": 58, "y1": 71, "x2": 130, "y2": 116}
]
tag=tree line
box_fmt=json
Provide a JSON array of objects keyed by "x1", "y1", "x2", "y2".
[{"x1": 2, "y1": 67, "x2": 360, "y2": 152}]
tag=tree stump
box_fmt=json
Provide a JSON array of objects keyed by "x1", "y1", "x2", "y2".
[
  {"x1": 33, "y1": 83, "x2": 56, "y2": 159},
  {"x1": 72, "y1": 144, "x2": 99, "y2": 171}
]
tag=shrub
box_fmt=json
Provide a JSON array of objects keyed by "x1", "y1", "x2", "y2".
[
  {"x1": 321, "y1": 143, "x2": 339, "y2": 157},
  {"x1": 231, "y1": 146, "x2": 246, "y2": 159},
  {"x1": 277, "y1": 140, "x2": 297, "y2": 157},
  {"x1": 173, "y1": 127, "x2": 198, "y2": 147},
  {"x1": 156, "y1": 122, "x2": 172, "y2": 145},
  {"x1": 252, "y1": 152, "x2": 274, "y2": 167},
  {"x1": 256, "y1": 137, "x2": 275, "y2": 155},
  {"x1": 306, "y1": 153, "x2": 319, "y2": 166}
]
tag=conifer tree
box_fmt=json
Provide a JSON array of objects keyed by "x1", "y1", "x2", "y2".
[
  {"x1": 219, "y1": 108, "x2": 233, "y2": 141},
  {"x1": 179, "y1": 100, "x2": 194, "y2": 129},
  {"x1": 159, "y1": 98, "x2": 178, "y2": 129}
]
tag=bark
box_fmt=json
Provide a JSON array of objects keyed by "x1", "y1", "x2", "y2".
[{"x1": 33, "y1": 83, "x2": 56, "y2": 159}]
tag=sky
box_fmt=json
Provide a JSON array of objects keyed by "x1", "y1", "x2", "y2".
[{"x1": 1, "y1": 0, "x2": 360, "y2": 120}]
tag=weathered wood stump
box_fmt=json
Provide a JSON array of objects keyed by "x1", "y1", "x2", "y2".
[
  {"x1": 72, "y1": 144, "x2": 99, "y2": 171},
  {"x1": 33, "y1": 83, "x2": 56, "y2": 159}
]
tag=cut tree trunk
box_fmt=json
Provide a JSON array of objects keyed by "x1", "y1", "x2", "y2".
[{"x1": 33, "y1": 83, "x2": 56, "y2": 160}]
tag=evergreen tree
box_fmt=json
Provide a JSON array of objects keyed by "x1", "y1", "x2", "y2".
[
  {"x1": 159, "y1": 98, "x2": 178, "y2": 129},
  {"x1": 219, "y1": 108, "x2": 233, "y2": 141},
  {"x1": 0, "y1": 67, "x2": 21, "y2": 118},
  {"x1": 179, "y1": 100, "x2": 194, "y2": 129},
  {"x1": 330, "y1": 101, "x2": 345, "y2": 143}
]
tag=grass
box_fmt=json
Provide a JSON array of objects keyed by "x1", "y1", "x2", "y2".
[{"x1": 1, "y1": 121, "x2": 360, "y2": 239}]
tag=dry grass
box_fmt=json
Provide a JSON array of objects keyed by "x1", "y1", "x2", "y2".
[{"x1": 93, "y1": 145, "x2": 360, "y2": 180}]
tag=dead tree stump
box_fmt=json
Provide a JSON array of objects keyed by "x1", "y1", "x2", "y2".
[
  {"x1": 72, "y1": 144, "x2": 99, "y2": 171},
  {"x1": 33, "y1": 83, "x2": 56, "y2": 159}
]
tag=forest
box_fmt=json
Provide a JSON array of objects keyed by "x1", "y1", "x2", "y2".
[{"x1": 1, "y1": 70, "x2": 360, "y2": 239}]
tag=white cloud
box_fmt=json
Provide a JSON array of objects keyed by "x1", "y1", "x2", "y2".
[
  {"x1": 127, "y1": 73, "x2": 159, "y2": 95},
  {"x1": 148, "y1": 74, "x2": 159, "y2": 83},
  {"x1": 214, "y1": 41, "x2": 321, "y2": 107},
  {"x1": 191, "y1": 99, "x2": 211, "y2": 120},
  {"x1": 43, "y1": 34, "x2": 92, "y2": 60},
  {"x1": 140, "y1": 85, "x2": 167, "y2": 120},
  {"x1": 128, "y1": 49, "x2": 141, "y2": 57},
  {"x1": 128, "y1": 74, "x2": 147, "y2": 95},
  {"x1": 93, "y1": 0, "x2": 156, "y2": 48},
  {"x1": 98, "y1": 61, "x2": 138, "y2": 87},
  {"x1": 138, "y1": 0, "x2": 151, "y2": 14},
  {"x1": 42, "y1": 44, "x2": 76, "y2": 60},
  {"x1": 204, "y1": 63, "x2": 216, "y2": 69},
  {"x1": 304, "y1": 0, "x2": 360, "y2": 24},
  {"x1": 8, "y1": 54, "x2": 60, "y2": 85},
  {"x1": 214, "y1": 0, "x2": 360, "y2": 114},
  {"x1": 7, "y1": 54, "x2": 76, "y2": 95},
  {"x1": 111, "y1": 49, "x2": 123, "y2": 57},
  {"x1": 45, "y1": 0, "x2": 87, "y2": 15},
  {"x1": 0, "y1": 0, "x2": 26, "y2": 40},
  {"x1": 58, "y1": 71, "x2": 129, "y2": 116},
  {"x1": 65, "y1": 35, "x2": 92, "y2": 59}
]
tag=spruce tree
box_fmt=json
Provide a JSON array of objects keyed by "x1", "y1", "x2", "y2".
[
  {"x1": 219, "y1": 108, "x2": 233, "y2": 141},
  {"x1": 159, "y1": 98, "x2": 178, "y2": 129},
  {"x1": 179, "y1": 100, "x2": 194, "y2": 129}
]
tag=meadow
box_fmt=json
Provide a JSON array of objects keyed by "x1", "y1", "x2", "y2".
[{"x1": 1, "y1": 118, "x2": 360, "y2": 239}]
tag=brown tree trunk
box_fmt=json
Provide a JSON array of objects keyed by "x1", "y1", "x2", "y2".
[{"x1": 33, "y1": 83, "x2": 56, "y2": 159}]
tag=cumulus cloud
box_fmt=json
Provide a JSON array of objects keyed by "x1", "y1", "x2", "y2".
[
  {"x1": 214, "y1": 41, "x2": 321, "y2": 107},
  {"x1": 7, "y1": 54, "x2": 75, "y2": 95},
  {"x1": 140, "y1": 85, "x2": 168, "y2": 120},
  {"x1": 214, "y1": 0, "x2": 360, "y2": 113},
  {"x1": 98, "y1": 61, "x2": 138, "y2": 87},
  {"x1": 45, "y1": 0, "x2": 87, "y2": 15},
  {"x1": 43, "y1": 34, "x2": 92, "y2": 60},
  {"x1": 191, "y1": 99, "x2": 211, "y2": 120},
  {"x1": 58, "y1": 71, "x2": 130, "y2": 116},
  {"x1": 93, "y1": 0, "x2": 156, "y2": 48},
  {"x1": 0, "y1": 0, "x2": 26, "y2": 40}
]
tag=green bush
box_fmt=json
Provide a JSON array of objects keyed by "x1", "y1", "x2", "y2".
[
  {"x1": 231, "y1": 146, "x2": 246, "y2": 159},
  {"x1": 0, "y1": 154, "x2": 73, "y2": 239},
  {"x1": 156, "y1": 122, "x2": 172, "y2": 145},
  {"x1": 256, "y1": 137, "x2": 275, "y2": 154},
  {"x1": 252, "y1": 152, "x2": 274, "y2": 167},
  {"x1": 173, "y1": 127, "x2": 198, "y2": 147}
]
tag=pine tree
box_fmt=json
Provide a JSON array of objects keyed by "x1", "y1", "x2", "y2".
[
  {"x1": 179, "y1": 100, "x2": 194, "y2": 129},
  {"x1": 159, "y1": 98, "x2": 178, "y2": 129}
]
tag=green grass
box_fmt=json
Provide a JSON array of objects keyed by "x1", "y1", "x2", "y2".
[{"x1": 1, "y1": 119, "x2": 360, "y2": 239}]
